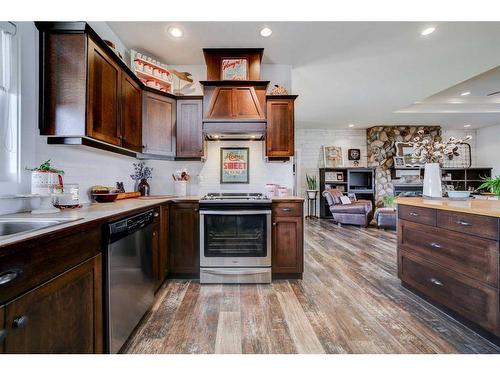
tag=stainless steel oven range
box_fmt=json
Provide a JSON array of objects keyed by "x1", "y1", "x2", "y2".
[{"x1": 199, "y1": 193, "x2": 272, "y2": 284}]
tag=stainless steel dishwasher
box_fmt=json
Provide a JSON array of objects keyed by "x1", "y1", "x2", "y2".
[{"x1": 105, "y1": 209, "x2": 155, "y2": 353}]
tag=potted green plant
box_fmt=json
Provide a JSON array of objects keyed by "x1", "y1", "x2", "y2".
[
  {"x1": 478, "y1": 176, "x2": 500, "y2": 197},
  {"x1": 382, "y1": 195, "x2": 395, "y2": 208},
  {"x1": 305, "y1": 174, "x2": 318, "y2": 199}
]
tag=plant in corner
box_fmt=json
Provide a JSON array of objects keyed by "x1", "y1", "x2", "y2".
[
  {"x1": 410, "y1": 131, "x2": 471, "y2": 198},
  {"x1": 305, "y1": 174, "x2": 318, "y2": 199},
  {"x1": 130, "y1": 162, "x2": 153, "y2": 196},
  {"x1": 382, "y1": 195, "x2": 395, "y2": 208},
  {"x1": 478, "y1": 176, "x2": 500, "y2": 197}
]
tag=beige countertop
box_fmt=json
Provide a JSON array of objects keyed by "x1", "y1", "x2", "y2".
[
  {"x1": 0, "y1": 195, "x2": 305, "y2": 248},
  {"x1": 396, "y1": 197, "x2": 500, "y2": 218}
]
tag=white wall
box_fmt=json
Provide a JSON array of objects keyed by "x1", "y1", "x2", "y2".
[
  {"x1": 295, "y1": 128, "x2": 367, "y2": 198},
  {"x1": 476, "y1": 124, "x2": 500, "y2": 176}
]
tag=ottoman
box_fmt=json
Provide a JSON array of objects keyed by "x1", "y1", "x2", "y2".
[{"x1": 374, "y1": 208, "x2": 397, "y2": 230}]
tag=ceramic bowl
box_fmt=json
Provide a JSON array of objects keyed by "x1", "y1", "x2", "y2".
[
  {"x1": 447, "y1": 191, "x2": 470, "y2": 199},
  {"x1": 92, "y1": 193, "x2": 119, "y2": 203}
]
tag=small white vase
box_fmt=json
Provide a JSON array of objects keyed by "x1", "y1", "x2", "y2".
[{"x1": 423, "y1": 163, "x2": 442, "y2": 198}]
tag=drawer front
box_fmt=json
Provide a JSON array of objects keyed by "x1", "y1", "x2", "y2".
[
  {"x1": 399, "y1": 220, "x2": 499, "y2": 287},
  {"x1": 0, "y1": 226, "x2": 101, "y2": 305},
  {"x1": 401, "y1": 255, "x2": 500, "y2": 335},
  {"x1": 272, "y1": 202, "x2": 303, "y2": 217},
  {"x1": 437, "y1": 210, "x2": 498, "y2": 241},
  {"x1": 398, "y1": 205, "x2": 436, "y2": 226}
]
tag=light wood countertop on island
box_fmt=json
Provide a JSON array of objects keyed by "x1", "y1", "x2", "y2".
[
  {"x1": 396, "y1": 196, "x2": 500, "y2": 218},
  {"x1": 271, "y1": 196, "x2": 305, "y2": 202}
]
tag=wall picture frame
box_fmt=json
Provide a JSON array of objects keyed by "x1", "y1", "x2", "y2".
[
  {"x1": 393, "y1": 156, "x2": 406, "y2": 168},
  {"x1": 220, "y1": 147, "x2": 249, "y2": 183},
  {"x1": 221, "y1": 58, "x2": 248, "y2": 80},
  {"x1": 348, "y1": 148, "x2": 361, "y2": 161},
  {"x1": 323, "y1": 146, "x2": 343, "y2": 168},
  {"x1": 395, "y1": 142, "x2": 422, "y2": 167}
]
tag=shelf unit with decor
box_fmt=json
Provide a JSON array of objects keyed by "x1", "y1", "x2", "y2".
[
  {"x1": 319, "y1": 167, "x2": 375, "y2": 219},
  {"x1": 390, "y1": 167, "x2": 492, "y2": 196}
]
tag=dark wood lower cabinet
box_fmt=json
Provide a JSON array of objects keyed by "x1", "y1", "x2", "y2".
[
  {"x1": 158, "y1": 204, "x2": 169, "y2": 283},
  {"x1": 169, "y1": 202, "x2": 200, "y2": 276},
  {"x1": 271, "y1": 201, "x2": 304, "y2": 278},
  {"x1": 4, "y1": 255, "x2": 102, "y2": 353},
  {"x1": 0, "y1": 305, "x2": 5, "y2": 354}
]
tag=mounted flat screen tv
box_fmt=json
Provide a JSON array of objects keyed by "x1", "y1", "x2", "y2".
[{"x1": 349, "y1": 171, "x2": 372, "y2": 190}]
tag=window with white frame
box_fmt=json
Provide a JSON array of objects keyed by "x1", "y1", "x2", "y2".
[{"x1": 0, "y1": 22, "x2": 20, "y2": 187}]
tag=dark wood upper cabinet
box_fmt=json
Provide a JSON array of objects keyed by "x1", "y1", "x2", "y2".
[
  {"x1": 176, "y1": 98, "x2": 204, "y2": 158},
  {"x1": 142, "y1": 90, "x2": 176, "y2": 157},
  {"x1": 86, "y1": 38, "x2": 121, "y2": 146},
  {"x1": 4, "y1": 255, "x2": 102, "y2": 354},
  {"x1": 120, "y1": 73, "x2": 143, "y2": 152},
  {"x1": 169, "y1": 202, "x2": 200, "y2": 275},
  {"x1": 266, "y1": 96, "x2": 297, "y2": 157},
  {"x1": 39, "y1": 32, "x2": 87, "y2": 135},
  {"x1": 272, "y1": 202, "x2": 304, "y2": 276}
]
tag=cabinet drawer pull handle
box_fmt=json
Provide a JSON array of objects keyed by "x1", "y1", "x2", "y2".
[
  {"x1": 0, "y1": 329, "x2": 7, "y2": 342},
  {"x1": 273, "y1": 222, "x2": 277, "y2": 226},
  {"x1": 455, "y1": 220, "x2": 471, "y2": 226},
  {"x1": 429, "y1": 278, "x2": 443, "y2": 286},
  {"x1": 409, "y1": 212, "x2": 419, "y2": 217},
  {"x1": 0, "y1": 269, "x2": 21, "y2": 286},
  {"x1": 12, "y1": 315, "x2": 29, "y2": 329},
  {"x1": 429, "y1": 242, "x2": 442, "y2": 249},
  {"x1": 281, "y1": 208, "x2": 292, "y2": 212}
]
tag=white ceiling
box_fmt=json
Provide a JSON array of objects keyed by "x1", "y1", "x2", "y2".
[{"x1": 108, "y1": 21, "x2": 500, "y2": 130}]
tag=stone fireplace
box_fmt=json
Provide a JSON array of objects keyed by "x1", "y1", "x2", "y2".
[{"x1": 367, "y1": 126, "x2": 442, "y2": 205}]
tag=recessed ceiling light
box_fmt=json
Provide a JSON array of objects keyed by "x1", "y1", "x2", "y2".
[
  {"x1": 464, "y1": 124, "x2": 471, "y2": 128},
  {"x1": 421, "y1": 27, "x2": 436, "y2": 36},
  {"x1": 260, "y1": 27, "x2": 272, "y2": 37},
  {"x1": 251, "y1": 135, "x2": 256, "y2": 139},
  {"x1": 213, "y1": 135, "x2": 219, "y2": 139},
  {"x1": 167, "y1": 26, "x2": 183, "y2": 38},
  {"x1": 348, "y1": 124, "x2": 355, "y2": 128},
  {"x1": 460, "y1": 91, "x2": 471, "y2": 96}
]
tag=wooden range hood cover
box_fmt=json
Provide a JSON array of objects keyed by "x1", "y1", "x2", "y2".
[{"x1": 205, "y1": 86, "x2": 264, "y2": 120}]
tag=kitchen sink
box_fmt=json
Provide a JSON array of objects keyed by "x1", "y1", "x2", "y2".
[{"x1": 0, "y1": 218, "x2": 81, "y2": 237}]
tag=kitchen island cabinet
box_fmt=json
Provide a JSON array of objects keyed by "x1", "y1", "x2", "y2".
[
  {"x1": 397, "y1": 197, "x2": 500, "y2": 339},
  {"x1": 271, "y1": 200, "x2": 304, "y2": 278},
  {"x1": 169, "y1": 202, "x2": 200, "y2": 277}
]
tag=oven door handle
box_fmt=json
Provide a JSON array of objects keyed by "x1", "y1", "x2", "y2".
[
  {"x1": 203, "y1": 268, "x2": 270, "y2": 275},
  {"x1": 199, "y1": 210, "x2": 272, "y2": 215}
]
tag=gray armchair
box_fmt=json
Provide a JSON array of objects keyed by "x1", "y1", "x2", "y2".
[{"x1": 322, "y1": 189, "x2": 373, "y2": 227}]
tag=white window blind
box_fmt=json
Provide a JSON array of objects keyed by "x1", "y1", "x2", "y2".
[{"x1": 0, "y1": 22, "x2": 19, "y2": 185}]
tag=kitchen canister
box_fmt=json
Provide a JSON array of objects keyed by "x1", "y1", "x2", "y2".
[
  {"x1": 277, "y1": 186, "x2": 288, "y2": 197},
  {"x1": 265, "y1": 184, "x2": 278, "y2": 197},
  {"x1": 174, "y1": 180, "x2": 187, "y2": 196}
]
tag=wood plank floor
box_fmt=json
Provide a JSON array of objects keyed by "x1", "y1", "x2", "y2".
[{"x1": 124, "y1": 219, "x2": 500, "y2": 354}]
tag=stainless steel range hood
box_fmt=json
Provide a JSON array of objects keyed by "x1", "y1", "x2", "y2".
[{"x1": 203, "y1": 120, "x2": 266, "y2": 140}]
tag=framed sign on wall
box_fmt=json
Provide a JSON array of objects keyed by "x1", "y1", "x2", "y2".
[
  {"x1": 220, "y1": 147, "x2": 249, "y2": 183},
  {"x1": 221, "y1": 58, "x2": 248, "y2": 80}
]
